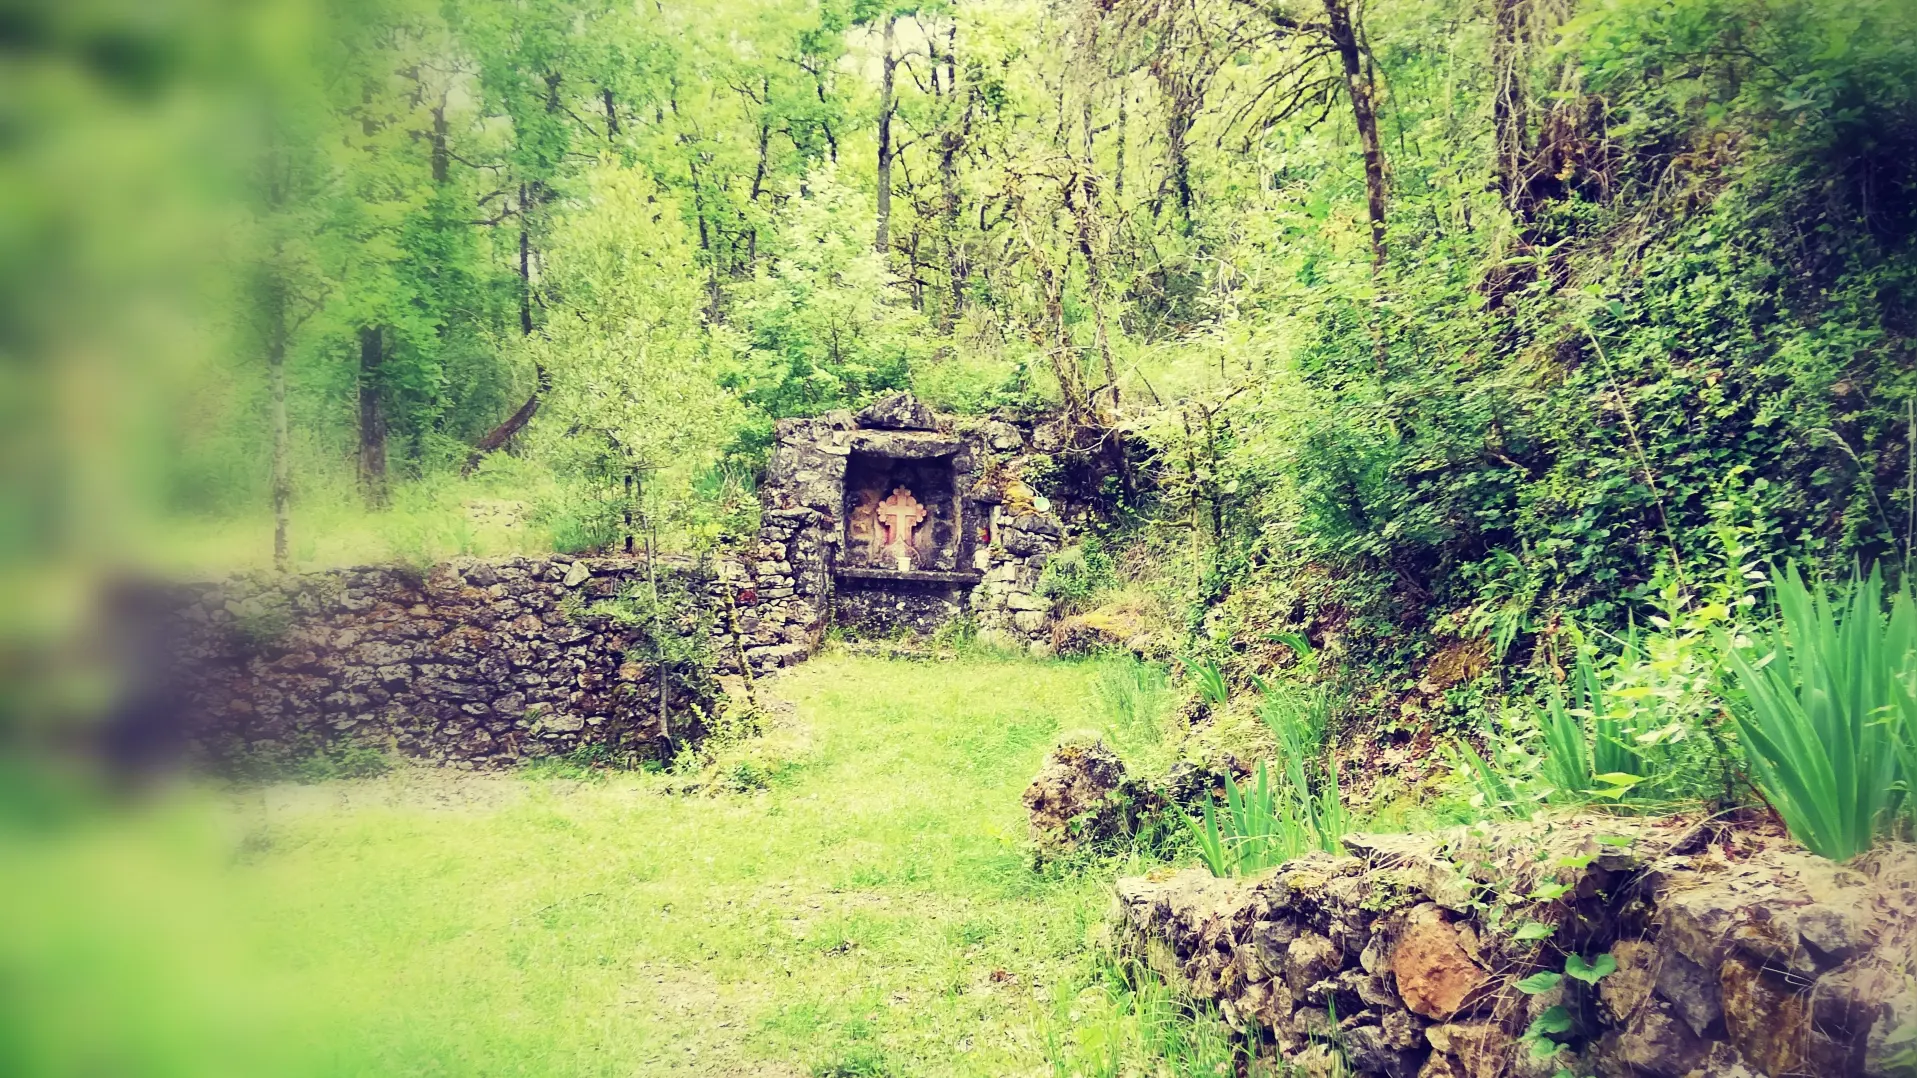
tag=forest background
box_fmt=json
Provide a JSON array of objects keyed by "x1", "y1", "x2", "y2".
[{"x1": 8, "y1": 0, "x2": 1917, "y2": 719}]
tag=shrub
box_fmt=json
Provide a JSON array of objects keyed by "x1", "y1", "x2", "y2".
[
  {"x1": 1724, "y1": 565, "x2": 1916, "y2": 860},
  {"x1": 1533, "y1": 591, "x2": 1741, "y2": 809},
  {"x1": 1036, "y1": 538, "x2": 1116, "y2": 607}
]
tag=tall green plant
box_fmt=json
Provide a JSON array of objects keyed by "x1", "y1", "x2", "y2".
[
  {"x1": 1535, "y1": 605, "x2": 1739, "y2": 809},
  {"x1": 1184, "y1": 657, "x2": 1231, "y2": 708},
  {"x1": 1724, "y1": 565, "x2": 1917, "y2": 860},
  {"x1": 1188, "y1": 680, "x2": 1350, "y2": 878},
  {"x1": 1261, "y1": 683, "x2": 1347, "y2": 852},
  {"x1": 1191, "y1": 764, "x2": 1294, "y2": 877}
]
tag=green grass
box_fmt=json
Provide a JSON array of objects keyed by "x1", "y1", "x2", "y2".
[{"x1": 0, "y1": 652, "x2": 1212, "y2": 1077}]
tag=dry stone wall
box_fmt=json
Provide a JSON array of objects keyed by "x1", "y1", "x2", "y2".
[
  {"x1": 161, "y1": 552, "x2": 813, "y2": 773},
  {"x1": 154, "y1": 394, "x2": 1076, "y2": 771},
  {"x1": 1115, "y1": 817, "x2": 1917, "y2": 1078}
]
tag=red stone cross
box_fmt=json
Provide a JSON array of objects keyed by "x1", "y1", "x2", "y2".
[{"x1": 876, "y1": 487, "x2": 926, "y2": 548}]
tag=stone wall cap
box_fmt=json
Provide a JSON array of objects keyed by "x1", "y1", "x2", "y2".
[
  {"x1": 855, "y1": 392, "x2": 945, "y2": 431},
  {"x1": 847, "y1": 430, "x2": 964, "y2": 459}
]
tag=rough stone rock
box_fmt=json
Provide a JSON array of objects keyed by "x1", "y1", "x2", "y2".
[
  {"x1": 1415, "y1": 1054, "x2": 1469, "y2": 1078},
  {"x1": 1344, "y1": 832, "x2": 1481, "y2": 911},
  {"x1": 153, "y1": 555, "x2": 733, "y2": 771},
  {"x1": 1679, "y1": 1042, "x2": 1763, "y2": 1078},
  {"x1": 761, "y1": 397, "x2": 1067, "y2": 646},
  {"x1": 1052, "y1": 602, "x2": 1154, "y2": 656},
  {"x1": 980, "y1": 419, "x2": 1023, "y2": 451},
  {"x1": 1796, "y1": 903, "x2": 1863, "y2": 965},
  {"x1": 1391, "y1": 905, "x2": 1489, "y2": 1020},
  {"x1": 1653, "y1": 951, "x2": 1721, "y2": 1037},
  {"x1": 846, "y1": 429, "x2": 965, "y2": 459},
  {"x1": 1112, "y1": 818, "x2": 1916, "y2": 1078},
  {"x1": 1345, "y1": 1020, "x2": 1425, "y2": 1078},
  {"x1": 1023, "y1": 740, "x2": 1155, "y2": 852},
  {"x1": 1291, "y1": 1044, "x2": 1346, "y2": 1078},
  {"x1": 562, "y1": 560, "x2": 591, "y2": 587},
  {"x1": 1865, "y1": 985, "x2": 1917, "y2": 1078},
  {"x1": 1599, "y1": 939, "x2": 1659, "y2": 1024},
  {"x1": 1660, "y1": 876, "x2": 1765, "y2": 969},
  {"x1": 1423, "y1": 1021, "x2": 1510, "y2": 1078},
  {"x1": 1720, "y1": 952, "x2": 1816, "y2": 1077},
  {"x1": 1284, "y1": 931, "x2": 1341, "y2": 997},
  {"x1": 1596, "y1": 1002, "x2": 1706, "y2": 1078},
  {"x1": 855, "y1": 391, "x2": 942, "y2": 430}
]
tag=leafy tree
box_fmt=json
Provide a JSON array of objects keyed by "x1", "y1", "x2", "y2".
[
  {"x1": 526, "y1": 163, "x2": 742, "y2": 490},
  {"x1": 725, "y1": 166, "x2": 932, "y2": 426}
]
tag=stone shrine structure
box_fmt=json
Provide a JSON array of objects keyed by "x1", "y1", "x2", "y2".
[{"x1": 736, "y1": 391, "x2": 1068, "y2": 651}]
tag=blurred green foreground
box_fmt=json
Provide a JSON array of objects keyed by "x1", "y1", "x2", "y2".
[{"x1": 0, "y1": 654, "x2": 1158, "y2": 1077}]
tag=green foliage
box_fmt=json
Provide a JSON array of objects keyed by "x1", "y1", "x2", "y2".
[
  {"x1": 1564, "y1": 953, "x2": 1617, "y2": 985},
  {"x1": 1036, "y1": 538, "x2": 1117, "y2": 607},
  {"x1": 1190, "y1": 764, "x2": 1285, "y2": 877},
  {"x1": 724, "y1": 167, "x2": 931, "y2": 422},
  {"x1": 1189, "y1": 681, "x2": 1349, "y2": 878},
  {"x1": 1520, "y1": 1006, "x2": 1575, "y2": 1062},
  {"x1": 233, "y1": 734, "x2": 396, "y2": 783},
  {"x1": 50, "y1": 0, "x2": 1917, "y2": 637},
  {"x1": 1446, "y1": 739, "x2": 1535, "y2": 821},
  {"x1": 295, "y1": 743, "x2": 396, "y2": 782},
  {"x1": 1183, "y1": 658, "x2": 1230, "y2": 709},
  {"x1": 533, "y1": 481, "x2": 625, "y2": 556},
  {"x1": 527, "y1": 163, "x2": 743, "y2": 497},
  {"x1": 1515, "y1": 971, "x2": 1563, "y2": 995},
  {"x1": 518, "y1": 744, "x2": 629, "y2": 782},
  {"x1": 1090, "y1": 656, "x2": 1171, "y2": 753},
  {"x1": 1261, "y1": 682, "x2": 1349, "y2": 855},
  {"x1": 1135, "y1": 0, "x2": 1917, "y2": 704},
  {"x1": 1724, "y1": 565, "x2": 1917, "y2": 860},
  {"x1": 1534, "y1": 597, "x2": 1742, "y2": 809},
  {"x1": 592, "y1": 575, "x2": 720, "y2": 688},
  {"x1": 1041, "y1": 956, "x2": 1269, "y2": 1078},
  {"x1": 1516, "y1": 951, "x2": 1617, "y2": 1063}
]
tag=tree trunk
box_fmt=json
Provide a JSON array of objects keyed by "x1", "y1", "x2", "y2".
[
  {"x1": 1491, "y1": 0, "x2": 1532, "y2": 219},
  {"x1": 268, "y1": 284, "x2": 291, "y2": 572},
  {"x1": 750, "y1": 76, "x2": 771, "y2": 208},
  {"x1": 938, "y1": 27, "x2": 968, "y2": 329},
  {"x1": 1114, "y1": 91, "x2": 1126, "y2": 201},
  {"x1": 688, "y1": 157, "x2": 722, "y2": 322},
  {"x1": 464, "y1": 391, "x2": 541, "y2": 473},
  {"x1": 623, "y1": 471, "x2": 635, "y2": 554},
  {"x1": 430, "y1": 102, "x2": 449, "y2": 185},
  {"x1": 645, "y1": 493, "x2": 668, "y2": 740},
  {"x1": 1042, "y1": 264, "x2": 1083, "y2": 423},
  {"x1": 1165, "y1": 90, "x2": 1195, "y2": 232},
  {"x1": 518, "y1": 182, "x2": 534, "y2": 336},
  {"x1": 1072, "y1": 100, "x2": 1117, "y2": 406},
  {"x1": 464, "y1": 184, "x2": 541, "y2": 473},
  {"x1": 1322, "y1": 0, "x2": 1388, "y2": 269},
  {"x1": 357, "y1": 326, "x2": 388, "y2": 508},
  {"x1": 875, "y1": 14, "x2": 898, "y2": 255},
  {"x1": 940, "y1": 126, "x2": 965, "y2": 326}
]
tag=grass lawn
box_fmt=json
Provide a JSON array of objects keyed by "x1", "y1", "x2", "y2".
[{"x1": 1, "y1": 651, "x2": 1227, "y2": 1077}]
